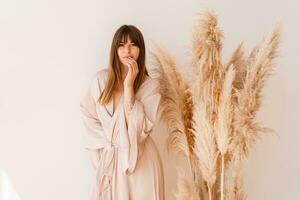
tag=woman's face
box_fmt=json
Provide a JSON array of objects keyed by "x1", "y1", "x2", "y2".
[{"x1": 117, "y1": 37, "x2": 140, "y2": 67}]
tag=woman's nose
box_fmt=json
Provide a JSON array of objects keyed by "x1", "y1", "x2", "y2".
[{"x1": 125, "y1": 45, "x2": 131, "y2": 53}]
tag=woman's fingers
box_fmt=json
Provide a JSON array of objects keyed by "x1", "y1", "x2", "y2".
[
  {"x1": 125, "y1": 59, "x2": 132, "y2": 73},
  {"x1": 131, "y1": 59, "x2": 139, "y2": 73},
  {"x1": 124, "y1": 58, "x2": 138, "y2": 83},
  {"x1": 127, "y1": 62, "x2": 132, "y2": 74},
  {"x1": 126, "y1": 60, "x2": 134, "y2": 74},
  {"x1": 127, "y1": 58, "x2": 138, "y2": 75}
]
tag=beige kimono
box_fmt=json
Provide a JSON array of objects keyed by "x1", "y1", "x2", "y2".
[{"x1": 80, "y1": 69, "x2": 165, "y2": 200}]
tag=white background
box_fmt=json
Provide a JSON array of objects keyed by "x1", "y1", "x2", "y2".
[{"x1": 0, "y1": 0, "x2": 299, "y2": 199}]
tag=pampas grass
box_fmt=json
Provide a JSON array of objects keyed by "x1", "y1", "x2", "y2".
[
  {"x1": 150, "y1": 45, "x2": 197, "y2": 180},
  {"x1": 175, "y1": 167, "x2": 201, "y2": 200},
  {"x1": 230, "y1": 26, "x2": 281, "y2": 160},
  {"x1": 150, "y1": 10, "x2": 281, "y2": 200},
  {"x1": 215, "y1": 64, "x2": 236, "y2": 200},
  {"x1": 193, "y1": 103, "x2": 219, "y2": 199}
]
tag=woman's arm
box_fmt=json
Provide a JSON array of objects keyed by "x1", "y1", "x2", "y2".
[
  {"x1": 80, "y1": 73, "x2": 107, "y2": 169},
  {"x1": 123, "y1": 57, "x2": 139, "y2": 126},
  {"x1": 123, "y1": 85, "x2": 135, "y2": 127},
  {"x1": 89, "y1": 149, "x2": 102, "y2": 170}
]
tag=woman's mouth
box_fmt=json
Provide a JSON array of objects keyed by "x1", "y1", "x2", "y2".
[{"x1": 123, "y1": 56, "x2": 133, "y2": 59}]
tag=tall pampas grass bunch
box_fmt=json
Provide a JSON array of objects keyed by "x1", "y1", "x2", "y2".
[{"x1": 150, "y1": 11, "x2": 281, "y2": 200}]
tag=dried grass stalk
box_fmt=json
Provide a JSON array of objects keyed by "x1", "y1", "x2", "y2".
[
  {"x1": 151, "y1": 9, "x2": 280, "y2": 200},
  {"x1": 150, "y1": 46, "x2": 190, "y2": 157},
  {"x1": 192, "y1": 103, "x2": 219, "y2": 200},
  {"x1": 215, "y1": 65, "x2": 236, "y2": 200},
  {"x1": 175, "y1": 167, "x2": 201, "y2": 200},
  {"x1": 225, "y1": 161, "x2": 246, "y2": 200},
  {"x1": 226, "y1": 43, "x2": 247, "y2": 91},
  {"x1": 230, "y1": 25, "x2": 281, "y2": 160}
]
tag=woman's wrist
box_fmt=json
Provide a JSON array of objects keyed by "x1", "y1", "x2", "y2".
[
  {"x1": 124, "y1": 85, "x2": 135, "y2": 113},
  {"x1": 124, "y1": 81, "x2": 134, "y2": 88}
]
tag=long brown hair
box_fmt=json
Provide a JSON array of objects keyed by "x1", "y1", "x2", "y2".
[{"x1": 98, "y1": 25, "x2": 149, "y2": 105}]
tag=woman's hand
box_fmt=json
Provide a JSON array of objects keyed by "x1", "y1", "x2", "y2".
[{"x1": 124, "y1": 57, "x2": 139, "y2": 87}]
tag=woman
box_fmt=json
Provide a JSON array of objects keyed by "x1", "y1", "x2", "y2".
[{"x1": 80, "y1": 25, "x2": 165, "y2": 200}]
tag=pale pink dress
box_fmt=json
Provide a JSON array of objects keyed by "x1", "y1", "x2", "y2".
[{"x1": 80, "y1": 69, "x2": 165, "y2": 200}]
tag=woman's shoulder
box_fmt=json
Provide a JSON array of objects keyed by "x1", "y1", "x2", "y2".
[
  {"x1": 88, "y1": 68, "x2": 108, "y2": 99},
  {"x1": 143, "y1": 75, "x2": 160, "y2": 88},
  {"x1": 95, "y1": 68, "x2": 109, "y2": 80},
  {"x1": 138, "y1": 75, "x2": 160, "y2": 97},
  {"x1": 90, "y1": 68, "x2": 109, "y2": 87}
]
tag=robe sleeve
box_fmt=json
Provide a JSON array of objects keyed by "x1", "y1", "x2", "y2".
[
  {"x1": 80, "y1": 73, "x2": 109, "y2": 151},
  {"x1": 120, "y1": 79, "x2": 161, "y2": 175}
]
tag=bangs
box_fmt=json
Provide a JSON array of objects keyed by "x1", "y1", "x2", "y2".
[{"x1": 116, "y1": 27, "x2": 140, "y2": 47}]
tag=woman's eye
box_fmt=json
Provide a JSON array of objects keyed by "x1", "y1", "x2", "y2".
[
  {"x1": 119, "y1": 43, "x2": 124, "y2": 47},
  {"x1": 131, "y1": 43, "x2": 137, "y2": 46}
]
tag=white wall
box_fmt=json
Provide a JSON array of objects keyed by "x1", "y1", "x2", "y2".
[{"x1": 0, "y1": 0, "x2": 299, "y2": 199}]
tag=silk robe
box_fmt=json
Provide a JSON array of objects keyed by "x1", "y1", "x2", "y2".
[{"x1": 80, "y1": 69, "x2": 165, "y2": 200}]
